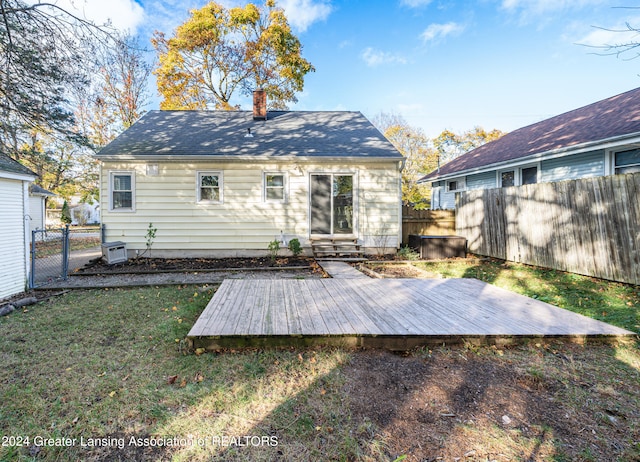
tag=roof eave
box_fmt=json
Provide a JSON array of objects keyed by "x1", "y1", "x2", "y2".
[
  {"x1": 0, "y1": 170, "x2": 37, "y2": 182},
  {"x1": 94, "y1": 153, "x2": 403, "y2": 163},
  {"x1": 421, "y1": 131, "x2": 640, "y2": 183}
]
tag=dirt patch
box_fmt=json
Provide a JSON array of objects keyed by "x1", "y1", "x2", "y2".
[
  {"x1": 358, "y1": 262, "x2": 441, "y2": 278},
  {"x1": 78, "y1": 256, "x2": 317, "y2": 274},
  {"x1": 342, "y1": 346, "x2": 639, "y2": 461}
]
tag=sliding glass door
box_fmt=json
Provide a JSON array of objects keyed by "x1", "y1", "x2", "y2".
[{"x1": 310, "y1": 174, "x2": 354, "y2": 235}]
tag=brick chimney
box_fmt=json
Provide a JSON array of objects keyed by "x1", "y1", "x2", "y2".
[{"x1": 253, "y1": 89, "x2": 267, "y2": 120}]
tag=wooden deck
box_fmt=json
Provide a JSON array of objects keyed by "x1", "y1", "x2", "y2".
[{"x1": 187, "y1": 278, "x2": 635, "y2": 350}]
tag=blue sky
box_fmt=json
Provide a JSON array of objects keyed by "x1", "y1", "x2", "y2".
[{"x1": 65, "y1": 0, "x2": 640, "y2": 137}]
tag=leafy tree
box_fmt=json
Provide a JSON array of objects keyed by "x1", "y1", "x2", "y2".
[
  {"x1": 98, "y1": 34, "x2": 152, "y2": 130},
  {"x1": 1, "y1": 2, "x2": 150, "y2": 203},
  {"x1": 152, "y1": 0, "x2": 314, "y2": 110},
  {"x1": 75, "y1": 33, "x2": 152, "y2": 151},
  {"x1": 60, "y1": 200, "x2": 72, "y2": 224},
  {"x1": 373, "y1": 112, "x2": 438, "y2": 207},
  {"x1": 0, "y1": 0, "x2": 129, "y2": 205},
  {"x1": 433, "y1": 126, "x2": 505, "y2": 164},
  {"x1": 0, "y1": 0, "x2": 111, "y2": 157}
]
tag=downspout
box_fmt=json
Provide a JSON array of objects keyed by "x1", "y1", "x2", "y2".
[
  {"x1": 398, "y1": 158, "x2": 406, "y2": 249},
  {"x1": 98, "y1": 163, "x2": 104, "y2": 244}
]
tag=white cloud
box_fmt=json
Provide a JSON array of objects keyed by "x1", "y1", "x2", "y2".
[
  {"x1": 278, "y1": 0, "x2": 333, "y2": 33},
  {"x1": 501, "y1": 0, "x2": 604, "y2": 17},
  {"x1": 400, "y1": 0, "x2": 433, "y2": 7},
  {"x1": 420, "y1": 22, "x2": 464, "y2": 44},
  {"x1": 577, "y1": 19, "x2": 640, "y2": 49},
  {"x1": 361, "y1": 47, "x2": 407, "y2": 67},
  {"x1": 49, "y1": 0, "x2": 145, "y2": 33}
]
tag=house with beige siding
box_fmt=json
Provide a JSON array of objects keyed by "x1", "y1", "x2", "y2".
[
  {"x1": 95, "y1": 92, "x2": 404, "y2": 257},
  {"x1": 0, "y1": 155, "x2": 36, "y2": 300}
]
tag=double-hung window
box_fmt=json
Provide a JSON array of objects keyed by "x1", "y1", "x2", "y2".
[
  {"x1": 521, "y1": 166, "x2": 538, "y2": 185},
  {"x1": 614, "y1": 148, "x2": 640, "y2": 174},
  {"x1": 110, "y1": 172, "x2": 134, "y2": 211},
  {"x1": 264, "y1": 173, "x2": 286, "y2": 202},
  {"x1": 500, "y1": 171, "x2": 515, "y2": 187},
  {"x1": 446, "y1": 179, "x2": 463, "y2": 192},
  {"x1": 198, "y1": 172, "x2": 222, "y2": 203}
]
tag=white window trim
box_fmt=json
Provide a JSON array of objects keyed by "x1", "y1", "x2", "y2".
[
  {"x1": 498, "y1": 163, "x2": 540, "y2": 187},
  {"x1": 263, "y1": 172, "x2": 288, "y2": 203},
  {"x1": 498, "y1": 169, "x2": 516, "y2": 188},
  {"x1": 610, "y1": 147, "x2": 640, "y2": 175},
  {"x1": 308, "y1": 171, "x2": 359, "y2": 238},
  {"x1": 605, "y1": 149, "x2": 614, "y2": 176},
  {"x1": 108, "y1": 171, "x2": 135, "y2": 212},
  {"x1": 197, "y1": 171, "x2": 223, "y2": 204},
  {"x1": 446, "y1": 178, "x2": 465, "y2": 192},
  {"x1": 519, "y1": 163, "x2": 540, "y2": 185}
]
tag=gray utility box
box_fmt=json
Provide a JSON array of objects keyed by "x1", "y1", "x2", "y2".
[
  {"x1": 102, "y1": 241, "x2": 128, "y2": 264},
  {"x1": 408, "y1": 235, "x2": 467, "y2": 260}
]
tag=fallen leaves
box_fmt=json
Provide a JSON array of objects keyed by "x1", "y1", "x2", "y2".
[{"x1": 167, "y1": 372, "x2": 206, "y2": 387}]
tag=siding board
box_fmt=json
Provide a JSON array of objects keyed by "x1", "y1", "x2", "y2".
[
  {"x1": 0, "y1": 179, "x2": 27, "y2": 299},
  {"x1": 540, "y1": 150, "x2": 605, "y2": 183},
  {"x1": 101, "y1": 161, "x2": 400, "y2": 254}
]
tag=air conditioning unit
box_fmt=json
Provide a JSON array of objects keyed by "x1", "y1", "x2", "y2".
[{"x1": 102, "y1": 241, "x2": 128, "y2": 264}]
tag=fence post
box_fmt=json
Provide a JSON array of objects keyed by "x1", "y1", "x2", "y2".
[
  {"x1": 29, "y1": 230, "x2": 36, "y2": 289},
  {"x1": 62, "y1": 225, "x2": 70, "y2": 280}
]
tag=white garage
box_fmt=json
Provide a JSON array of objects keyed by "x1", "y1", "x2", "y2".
[{"x1": 0, "y1": 155, "x2": 36, "y2": 300}]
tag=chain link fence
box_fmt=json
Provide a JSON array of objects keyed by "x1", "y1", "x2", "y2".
[
  {"x1": 30, "y1": 226, "x2": 69, "y2": 288},
  {"x1": 30, "y1": 226, "x2": 102, "y2": 288}
]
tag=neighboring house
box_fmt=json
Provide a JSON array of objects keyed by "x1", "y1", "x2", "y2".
[
  {"x1": 95, "y1": 91, "x2": 404, "y2": 257},
  {"x1": 70, "y1": 198, "x2": 100, "y2": 226},
  {"x1": 422, "y1": 87, "x2": 640, "y2": 209},
  {"x1": 0, "y1": 155, "x2": 36, "y2": 300},
  {"x1": 28, "y1": 184, "x2": 56, "y2": 233}
]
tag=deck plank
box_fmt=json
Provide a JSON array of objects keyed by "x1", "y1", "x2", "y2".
[
  {"x1": 296, "y1": 279, "x2": 331, "y2": 335},
  {"x1": 305, "y1": 279, "x2": 350, "y2": 334},
  {"x1": 323, "y1": 280, "x2": 386, "y2": 335},
  {"x1": 353, "y1": 279, "x2": 445, "y2": 334}
]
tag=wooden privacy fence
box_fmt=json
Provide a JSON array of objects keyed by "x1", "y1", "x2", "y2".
[
  {"x1": 401, "y1": 206, "x2": 455, "y2": 245},
  {"x1": 456, "y1": 173, "x2": 640, "y2": 285}
]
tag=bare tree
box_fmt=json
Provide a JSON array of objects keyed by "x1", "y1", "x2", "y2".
[
  {"x1": 583, "y1": 7, "x2": 640, "y2": 59},
  {"x1": 0, "y1": 0, "x2": 117, "y2": 156}
]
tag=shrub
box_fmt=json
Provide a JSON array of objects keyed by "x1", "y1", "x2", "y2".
[
  {"x1": 60, "y1": 200, "x2": 72, "y2": 224},
  {"x1": 288, "y1": 238, "x2": 302, "y2": 257},
  {"x1": 397, "y1": 245, "x2": 420, "y2": 260},
  {"x1": 268, "y1": 239, "x2": 280, "y2": 262}
]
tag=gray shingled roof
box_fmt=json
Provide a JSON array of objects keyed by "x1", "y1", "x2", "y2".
[
  {"x1": 29, "y1": 184, "x2": 56, "y2": 196},
  {"x1": 423, "y1": 86, "x2": 640, "y2": 181},
  {"x1": 97, "y1": 110, "x2": 403, "y2": 159},
  {"x1": 0, "y1": 154, "x2": 36, "y2": 177}
]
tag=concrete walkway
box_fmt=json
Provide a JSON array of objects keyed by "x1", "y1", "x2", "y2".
[{"x1": 318, "y1": 261, "x2": 369, "y2": 279}]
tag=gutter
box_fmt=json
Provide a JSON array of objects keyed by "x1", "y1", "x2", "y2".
[
  {"x1": 94, "y1": 154, "x2": 404, "y2": 164},
  {"x1": 422, "y1": 132, "x2": 640, "y2": 183}
]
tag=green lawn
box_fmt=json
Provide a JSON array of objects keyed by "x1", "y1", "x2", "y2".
[{"x1": 0, "y1": 262, "x2": 638, "y2": 461}]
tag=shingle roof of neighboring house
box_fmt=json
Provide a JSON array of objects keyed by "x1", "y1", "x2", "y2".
[
  {"x1": 96, "y1": 110, "x2": 403, "y2": 160},
  {"x1": 422, "y1": 86, "x2": 640, "y2": 181},
  {"x1": 0, "y1": 154, "x2": 36, "y2": 177},
  {"x1": 29, "y1": 184, "x2": 56, "y2": 196}
]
